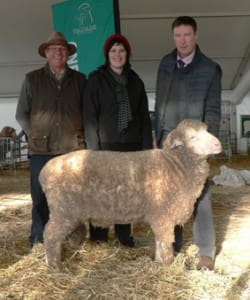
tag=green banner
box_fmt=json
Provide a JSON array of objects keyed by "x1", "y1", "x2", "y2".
[{"x1": 52, "y1": 0, "x2": 119, "y2": 75}]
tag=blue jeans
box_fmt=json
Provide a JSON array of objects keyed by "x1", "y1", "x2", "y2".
[{"x1": 29, "y1": 155, "x2": 55, "y2": 247}]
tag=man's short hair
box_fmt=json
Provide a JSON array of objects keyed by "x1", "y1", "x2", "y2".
[{"x1": 172, "y1": 16, "x2": 197, "y2": 32}]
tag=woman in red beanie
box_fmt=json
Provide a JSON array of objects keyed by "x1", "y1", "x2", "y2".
[{"x1": 83, "y1": 33, "x2": 153, "y2": 247}]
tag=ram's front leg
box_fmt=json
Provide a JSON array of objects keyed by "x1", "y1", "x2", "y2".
[{"x1": 151, "y1": 220, "x2": 175, "y2": 264}]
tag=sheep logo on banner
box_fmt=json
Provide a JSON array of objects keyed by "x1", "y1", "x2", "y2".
[
  {"x1": 52, "y1": 0, "x2": 117, "y2": 75},
  {"x1": 40, "y1": 119, "x2": 222, "y2": 271},
  {"x1": 74, "y1": 2, "x2": 97, "y2": 35}
]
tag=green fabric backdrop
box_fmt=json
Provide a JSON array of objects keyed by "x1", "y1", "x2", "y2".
[{"x1": 52, "y1": 0, "x2": 119, "y2": 75}]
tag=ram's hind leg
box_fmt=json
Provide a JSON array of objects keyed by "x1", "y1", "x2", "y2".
[
  {"x1": 44, "y1": 217, "x2": 76, "y2": 271},
  {"x1": 67, "y1": 224, "x2": 87, "y2": 248}
]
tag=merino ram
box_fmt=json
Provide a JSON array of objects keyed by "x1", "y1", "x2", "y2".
[{"x1": 39, "y1": 119, "x2": 221, "y2": 270}]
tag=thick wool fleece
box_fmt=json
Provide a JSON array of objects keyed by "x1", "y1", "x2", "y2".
[{"x1": 39, "y1": 119, "x2": 221, "y2": 270}]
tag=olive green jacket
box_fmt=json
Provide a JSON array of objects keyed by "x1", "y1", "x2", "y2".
[{"x1": 16, "y1": 64, "x2": 87, "y2": 155}]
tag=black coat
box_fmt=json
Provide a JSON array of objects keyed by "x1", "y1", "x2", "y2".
[{"x1": 83, "y1": 66, "x2": 153, "y2": 150}]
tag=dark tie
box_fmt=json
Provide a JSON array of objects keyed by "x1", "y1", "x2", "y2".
[{"x1": 178, "y1": 60, "x2": 185, "y2": 69}]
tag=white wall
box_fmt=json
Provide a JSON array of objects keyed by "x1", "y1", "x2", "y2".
[
  {"x1": 1, "y1": 93, "x2": 249, "y2": 155},
  {"x1": 236, "y1": 92, "x2": 250, "y2": 154},
  {"x1": 0, "y1": 94, "x2": 156, "y2": 133},
  {"x1": 0, "y1": 98, "x2": 21, "y2": 133}
]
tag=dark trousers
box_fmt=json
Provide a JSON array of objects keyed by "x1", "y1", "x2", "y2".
[
  {"x1": 173, "y1": 180, "x2": 211, "y2": 253},
  {"x1": 29, "y1": 155, "x2": 54, "y2": 247},
  {"x1": 89, "y1": 142, "x2": 141, "y2": 247},
  {"x1": 89, "y1": 223, "x2": 134, "y2": 247}
]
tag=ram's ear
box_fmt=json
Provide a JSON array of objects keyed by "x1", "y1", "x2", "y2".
[{"x1": 163, "y1": 130, "x2": 183, "y2": 149}]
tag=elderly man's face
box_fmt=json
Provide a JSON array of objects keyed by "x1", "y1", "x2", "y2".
[{"x1": 45, "y1": 44, "x2": 69, "y2": 72}]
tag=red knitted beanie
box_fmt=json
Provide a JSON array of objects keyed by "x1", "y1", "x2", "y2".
[{"x1": 103, "y1": 33, "x2": 131, "y2": 56}]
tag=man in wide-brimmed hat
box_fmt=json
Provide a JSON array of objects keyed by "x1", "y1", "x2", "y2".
[
  {"x1": 16, "y1": 32, "x2": 87, "y2": 248},
  {"x1": 38, "y1": 31, "x2": 77, "y2": 58}
]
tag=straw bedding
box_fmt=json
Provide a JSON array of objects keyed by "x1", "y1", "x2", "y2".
[{"x1": 0, "y1": 156, "x2": 249, "y2": 299}]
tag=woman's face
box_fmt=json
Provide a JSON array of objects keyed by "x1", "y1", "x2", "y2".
[{"x1": 108, "y1": 42, "x2": 127, "y2": 74}]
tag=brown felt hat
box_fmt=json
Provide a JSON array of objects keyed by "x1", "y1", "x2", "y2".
[{"x1": 38, "y1": 32, "x2": 76, "y2": 58}]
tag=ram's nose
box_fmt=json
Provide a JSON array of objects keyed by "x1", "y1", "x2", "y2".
[{"x1": 213, "y1": 137, "x2": 222, "y2": 154}]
